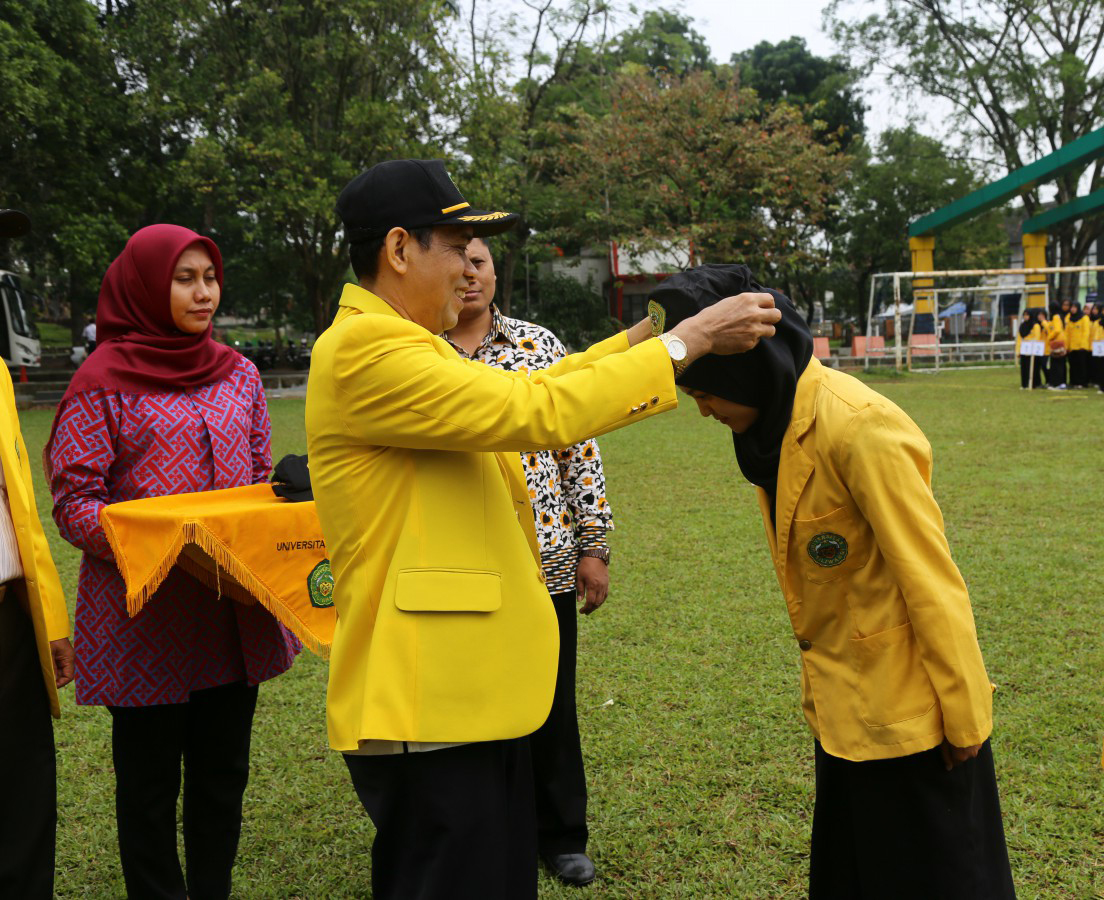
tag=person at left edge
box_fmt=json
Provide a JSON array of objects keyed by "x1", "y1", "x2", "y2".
[
  {"x1": 0, "y1": 208, "x2": 74, "y2": 900},
  {"x1": 47, "y1": 225, "x2": 300, "y2": 900}
]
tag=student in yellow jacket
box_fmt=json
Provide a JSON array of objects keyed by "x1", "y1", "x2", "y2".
[
  {"x1": 1046, "y1": 301, "x2": 1068, "y2": 389},
  {"x1": 1089, "y1": 302, "x2": 1104, "y2": 390},
  {"x1": 1066, "y1": 300, "x2": 1091, "y2": 387},
  {"x1": 306, "y1": 160, "x2": 781, "y2": 900},
  {"x1": 659, "y1": 264, "x2": 1014, "y2": 899},
  {"x1": 1015, "y1": 308, "x2": 1046, "y2": 389},
  {"x1": 0, "y1": 210, "x2": 73, "y2": 900}
]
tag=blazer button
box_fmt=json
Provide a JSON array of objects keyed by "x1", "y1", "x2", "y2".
[
  {"x1": 650, "y1": 396, "x2": 659, "y2": 405},
  {"x1": 798, "y1": 639, "x2": 812, "y2": 651}
]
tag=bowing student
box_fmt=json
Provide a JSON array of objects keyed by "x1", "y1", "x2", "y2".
[
  {"x1": 657, "y1": 264, "x2": 1015, "y2": 900},
  {"x1": 47, "y1": 224, "x2": 299, "y2": 900}
]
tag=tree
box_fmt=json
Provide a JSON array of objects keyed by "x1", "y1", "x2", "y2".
[
  {"x1": 832, "y1": 127, "x2": 1008, "y2": 324},
  {"x1": 829, "y1": 0, "x2": 1104, "y2": 299},
  {"x1": 0, "y1": 0, "x2": 137, "y2": 337},
  {"x1": 177, "y1": 0, "x2": 459, "y2": 335},
  {"x1": 544, "y1": 70, "x2": 850, "y2": 317},
  {"x1": 607, "y1": 8, "x2": 713, "y2": 77},
  {"x1": 732, "y1": 37, "x2": 865, "y2": 149},
  {"x1": 453, "y1": 0, "x2": 614, "y2": 315}
]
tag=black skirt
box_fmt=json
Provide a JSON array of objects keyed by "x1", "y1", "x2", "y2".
[{"x1": 810, "y1": 739, "x2": 1015, "y2": 899}]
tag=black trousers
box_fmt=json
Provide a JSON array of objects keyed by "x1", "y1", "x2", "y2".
[
  {"x1": 344, "y1": 738, "x2": 537, "y2": 900},
  {"x1": 1046, "y1": 354, "x2": 1067, "y2": 386},
  {"x1": 0, "y1": 596, "x2": 56, "y2": 900},
  {"x1": 1019, "y1": 355, "x2": 1042, "y2": 389},
  {"x1": 108, "y1": 681, "x2": 259, "y2": 900},
  {"x1": 1068, "y1": 349, "x2": 1090, "y2": 386},
  {"x1": 530, "y1": 589, "x2": 589, "y2": 856},
  {"x1": 810, "y1": 739, "x2": 1015, "y2": 899}
]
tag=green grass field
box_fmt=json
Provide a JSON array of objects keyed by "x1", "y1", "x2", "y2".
[{"x1": 19, "y1": 367, "x2": 1103, "y2": 898}]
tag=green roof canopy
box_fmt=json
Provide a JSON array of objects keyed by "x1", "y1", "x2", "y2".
[{"x1": 908, "y1": 127, "x2": 1104, "y2": 237}]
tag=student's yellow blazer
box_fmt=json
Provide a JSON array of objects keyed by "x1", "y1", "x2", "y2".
[
  {"x1": 0, "y1": 364, "x2": 69, "y2": 716},
  {"x1": 1091, "y1": 317, "x2": 1104, "y2": 344},
  {"x1": 1066, "y1": 314, "x2": 1091, "y2": 351},
  {"x1": 756, "y1": 358, "x2": 993, "y2": 762},
  {"x1": 307, "y1": 285, "x2": 676, "y2": 751},
  {"x1": 1014, "y1": 321, "x2": 1044, "y2": 354},
  {"x1": 1047, "y1": 315, "x2": 1066, "y2": 354}
]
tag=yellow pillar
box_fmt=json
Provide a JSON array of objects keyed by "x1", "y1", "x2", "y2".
[
  {"x1": 1022, "y1": 232, "x2": 1048, "y2": 309},
  {"x1": 909, "y1": 235, "x2": 936, "y2": 329}
]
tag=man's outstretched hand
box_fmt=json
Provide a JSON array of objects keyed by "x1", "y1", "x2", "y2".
[{"x1": 670, "y1": 292, "x2": 781, "y2": 364}]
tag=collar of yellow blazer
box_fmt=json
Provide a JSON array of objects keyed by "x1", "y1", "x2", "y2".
[
  {"x1": 787, "y1": 357, "x2": 824, "y2": 446},
  {"x1": 338, "y1": 283, "x2": 399, "y2": 318}
]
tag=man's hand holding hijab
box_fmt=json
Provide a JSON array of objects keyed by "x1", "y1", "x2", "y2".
[{"x1": 627, "y1": 291, "x2": 781, "y2": 364}]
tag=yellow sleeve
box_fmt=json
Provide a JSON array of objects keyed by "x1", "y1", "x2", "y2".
[
  {"x1": 840, "y1": 405, "x2": 993, "y2": 747},
  {"x1": 319, "y1": 315, "x2": 677, "y2": 453},
  {"x1": 1, "y1": 373, "x2": 68, "y2": 641}
]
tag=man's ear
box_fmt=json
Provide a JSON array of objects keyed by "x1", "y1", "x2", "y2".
[{"x1": 383, "y1": 227, "x2": 413, "y2": 276}]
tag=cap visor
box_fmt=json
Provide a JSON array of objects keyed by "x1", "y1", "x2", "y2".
[{"x1": 442, "y1": 209, "x2": 519, "y2": 238}]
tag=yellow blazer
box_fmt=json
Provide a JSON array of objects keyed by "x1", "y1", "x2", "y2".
[
  {"x1": 1014, "y1": 321, "x2": 1044, "y2": 355},
  {"x1": 1047, "y1": 314, "x2": 1066, "y2": 354},
  {"x1": 1066, "y1": 314, "x2": 1091, "y2": 351},
  {"x1": 757, "y1": 358, "x2": 992, "y2": 762},
  {"x1": 307, "y1": 285, "x2": 676, "y2": 751},
  {"x1": 0, "y1": 364, "x2": 69, "y2": 717},
  {"x1": 1091, "y1": 317, "x2": 1104, "y2": 344}
]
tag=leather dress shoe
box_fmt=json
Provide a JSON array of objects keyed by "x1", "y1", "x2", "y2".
[{"x1": 542, "y1": 851, "x2": 596, "y2": 886}]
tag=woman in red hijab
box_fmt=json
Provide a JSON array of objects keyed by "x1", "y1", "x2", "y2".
[{"x1": 47, "y1": 225, "x2": 299, "y2": 900}]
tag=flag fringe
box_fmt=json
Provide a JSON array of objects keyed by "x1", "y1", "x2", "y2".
[{"x1": 103, "y1": 518, "x2": 329, "y2": 658}]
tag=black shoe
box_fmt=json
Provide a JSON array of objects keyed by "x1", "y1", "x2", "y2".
[{"x1": 542, "y1": 851, "x2": 596, "y2": 886}]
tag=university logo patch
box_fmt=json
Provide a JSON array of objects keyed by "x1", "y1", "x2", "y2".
[
  {"x1": 647, "y1": 299, "x2": 666, "y2": 336},
  {"x1": 307, "y1": 560, "x2": 335, "y2": 608},
  {"x1": 807, "y1": 533, "x2": 848, "y2": 568}
]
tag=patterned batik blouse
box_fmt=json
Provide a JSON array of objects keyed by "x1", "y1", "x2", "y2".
[
  {"x1": 49, "y1": 355, "x2": 300, "y2": 707},
  {"x1": 444, "y1": 306, "x2": 612, "y2": 593}
]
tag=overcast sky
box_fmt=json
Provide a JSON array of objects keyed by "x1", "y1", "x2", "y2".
[
  {"x1": 677, "y1": 0, "x2": 912, "y2": 141},
  {"x1": 679, "y1": 0, "x2": 838, "y2": 61}
]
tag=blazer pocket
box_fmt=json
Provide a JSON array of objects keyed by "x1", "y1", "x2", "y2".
[
  {"x1": 395, "y1": 569, "x2": 501, "y2": 612},
  {"x1": 791, "y1": 505, "x2": 871, "y2": 585},
  {"x1": 851, "y1": 621, "x2": 937, "y2": 727}
]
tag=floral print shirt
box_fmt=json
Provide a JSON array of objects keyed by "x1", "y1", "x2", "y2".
[{"x1": 443, "y1": 306, "x2": 612, "y2": 593}]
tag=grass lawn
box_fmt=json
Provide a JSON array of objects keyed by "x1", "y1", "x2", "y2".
[{"x1": 17, "y1": 366, "x2": 1103, "y2": 898}]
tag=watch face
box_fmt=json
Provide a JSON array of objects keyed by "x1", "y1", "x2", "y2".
[{"x1": 666, "y1": 335, "x2": 688, "y2": 360}]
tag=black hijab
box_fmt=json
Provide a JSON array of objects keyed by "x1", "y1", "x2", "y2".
[
  {"x1": 1068, "y1": 301, "x2": 1084, "y2": 323},
  {"x1": 650, "y1": 264, "x2": 814, "y2": 499},
  {"x1": 1020, "y1": 306, "x2": 1046, "y2": 338}
]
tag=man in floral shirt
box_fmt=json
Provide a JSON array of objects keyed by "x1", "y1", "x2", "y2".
[{"x1": 442, "y1": 237, "x2": 611, "y2": 887}]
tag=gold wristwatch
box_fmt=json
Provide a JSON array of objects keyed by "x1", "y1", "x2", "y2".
[{"x1": 659, "y1": 332, "x2": 689, "y2": 376}]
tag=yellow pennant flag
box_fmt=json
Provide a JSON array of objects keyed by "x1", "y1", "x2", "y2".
[{"x1": 100, "y1": 484, "x2": 335, "y2": 657}]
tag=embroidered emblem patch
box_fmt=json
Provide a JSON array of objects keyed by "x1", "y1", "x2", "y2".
[
  {"x1": 807, "y1": 533, "x2": 848, "y2": 567},
  {"x1": 647, "y1": 299, "x2": 666, "y2": 337},
  {"x1": 307, "y1": 560, "x2": 335, "y2": 608}
]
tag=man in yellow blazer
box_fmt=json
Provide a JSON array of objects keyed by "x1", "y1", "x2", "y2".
[
  {"x1": 306, "y1": 160, "x2": 781, "y2": 899},
  {"x1": 0, "y1": 209, "x2": 74, "y2": 899},
  {"x1": 663, "y1": 264, "x2": 1013, "y2": 899}
]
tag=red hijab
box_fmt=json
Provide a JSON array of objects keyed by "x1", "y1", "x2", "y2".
[{"x1": 61, "y1": 224, "x2": 239, "y2": 402}]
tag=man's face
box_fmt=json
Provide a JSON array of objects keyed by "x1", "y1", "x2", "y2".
[
  {"x1": 458, "y1": 237, "x2": 496, "y2": 324},
  {"x1": 403, "y1": 225, "x2": 476, "y2": 333}
]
